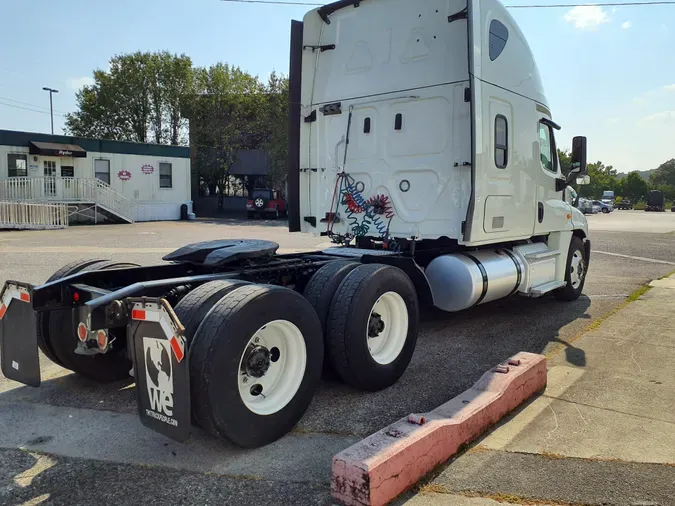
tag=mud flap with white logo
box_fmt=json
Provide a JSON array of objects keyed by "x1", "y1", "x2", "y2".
[
  {"x1": 0, "y1": 282, "x2": 39, "y2": 387},
  {"x1": 128, "y1": 298, "x2": 190, "y2": 442}
]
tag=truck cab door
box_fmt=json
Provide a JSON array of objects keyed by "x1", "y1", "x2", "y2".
[{"x1": 533, "y1": 118, "x2": 570, "y2": 235}]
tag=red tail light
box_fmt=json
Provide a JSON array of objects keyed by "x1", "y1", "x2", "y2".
[
  {"x1": 132, "y1": 309, "x2": 146, "y2": 320},
  {"x1": 97, "y1": 330, "x2": 108, "y2": 349},
  {"x1": 77, "y1": 323, "x2": 88, "y2": 342}
]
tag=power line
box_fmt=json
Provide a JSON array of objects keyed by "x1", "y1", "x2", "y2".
[
  {"x1": 0, "y1": 96, "x2": 68, "y2": 115},
  {"x1": 0, "y1": 101, "x2": 67, "y2": 118},
  {"x1": 220, "y1": 0, "x2": 675, "y2": 7}
]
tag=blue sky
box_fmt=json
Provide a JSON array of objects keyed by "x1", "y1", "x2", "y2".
[{"x1": 0, "y1": 0, "x2": 673, "y2": 174}]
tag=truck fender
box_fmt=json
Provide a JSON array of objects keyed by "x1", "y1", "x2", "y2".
[{"x1": 361, "y1": 255, "x2": 434, "y2": 307}]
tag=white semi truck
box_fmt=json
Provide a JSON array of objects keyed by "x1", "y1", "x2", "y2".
[{"x1": 0, "y1": 0, "x2": 590, "y2": 448}]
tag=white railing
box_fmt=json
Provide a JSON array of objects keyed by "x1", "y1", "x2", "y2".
[
  {"x1": 0, "y1": 201, "x2": 68, "y2": 229},
  {"x1": 0, "y1": 177, "x2": 138, "y2": 223}
]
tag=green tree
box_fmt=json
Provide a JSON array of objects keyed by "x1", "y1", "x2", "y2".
[
  {"x1": 187, "y1": 63, "x2": 265, "y2": 192},
  {"x1": 621, "y1": 171, "x2": 649, "y2": 201},
  {"x1": 65, "y1": 51, "x2": 194, "y2": 145},
  {"x1": 557, "y1": 149, "x2": 571, "y2": 176},
  {"x1": 258, "y1": 72, "x2": 289, "y2": 190},
  {"x1": 648, "y1": 159, "x2": 675, "y2": 200},
  {"x1": 579, "y1": 161, "x2": 619, "y2": 198},
  {"x1": 650, "y1": 159, "x2": 675, "y2": 187}
]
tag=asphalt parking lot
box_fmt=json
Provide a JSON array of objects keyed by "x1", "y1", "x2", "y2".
[{"x1": 1, "y1": 211, "x2": 674, "y2": 506}]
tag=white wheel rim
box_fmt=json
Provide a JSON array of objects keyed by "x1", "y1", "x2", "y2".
[
  {"x1": 570, "y1": 250, "x2": 585, "y2": 289},
  {"x1": 255, "y1": 198, "x2": 264, "y2": 207},
  {"x1": 367, "y1": 291, "x2": 408, "y2": 365},
  {"x1": 237, "y1": 320, "x2": 306, "y2": 416}
]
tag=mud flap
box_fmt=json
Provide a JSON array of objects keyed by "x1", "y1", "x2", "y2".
[
  {"x1": 0, "y1": 282, "x2": 39, "y2": 387},
  {"x1": 128, "y1": 298, "x2": 190, "y2": 442}
]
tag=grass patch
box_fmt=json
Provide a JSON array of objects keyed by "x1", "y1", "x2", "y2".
[
  {"x1": 625, "y1": 284, "x2": 651, "y2": 302},
  {"x1": 417, "y1": 483, "x2": 451, "y2": 495},
  {"x1": 546, "y1": 282, "x2": 652, "y2": 360},
  {"x1": 459, "y1": 490, "x2": 589, "y2": 505},
  {"x1": 659, "y1": 269, "x2": 675, "y2": 280}
]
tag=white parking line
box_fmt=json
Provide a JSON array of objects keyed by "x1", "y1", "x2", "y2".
[{"x1": 594, "y1": 251, "x2": 675, "y2": 266}]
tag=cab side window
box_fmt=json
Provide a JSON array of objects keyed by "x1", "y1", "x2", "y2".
[{"x1": 538, "y1": 122, "x2": 557, "y2": 173}]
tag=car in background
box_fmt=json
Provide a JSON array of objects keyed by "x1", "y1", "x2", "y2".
[
  {"x1": 577, "y1": 198, "x2": 598, "y2": 214},
  {"x1": 616, "y1": 199, "x2": 634, "y2": 210},
  {"x1": 246, "y1": 189, "x2": 288, "y2": 219},
  {"x1": 592, "y1": 200, "x2": 614, "y2": 213}
]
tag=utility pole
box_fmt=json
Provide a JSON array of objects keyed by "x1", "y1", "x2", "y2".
[{"x1": 42, "y1": 87, "x2": 59, "y2": 134}]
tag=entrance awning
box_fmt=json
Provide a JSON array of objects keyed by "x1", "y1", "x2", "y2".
[{"x1": 29, "y1": 141, "x2": 87, "y2": 158}]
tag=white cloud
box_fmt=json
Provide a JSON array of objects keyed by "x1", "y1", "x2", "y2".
[
  {"x1": 638, "y1": 111, "x2": 675, "y2": 124},
  {"x1": 664, "y1": 84, "x2": 675, "y2": 91},
  {"x1": 621, "y1": 21, "x2": 632, "y2": 29},
  {"x1": 67, "y1": 76, "x2": 94, "y2": 90},
  {"x1": 564, "y1": 6, "x2": 610, "y2": 30}
]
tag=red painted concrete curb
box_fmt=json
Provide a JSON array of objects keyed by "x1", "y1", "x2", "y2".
[{"x1": 331, "y1": 351, "x2": 547, "y2": 506}]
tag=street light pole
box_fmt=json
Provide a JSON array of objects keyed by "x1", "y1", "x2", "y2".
[{"x1": 42, "y1": 87, "x2": 59, "y2": 134}]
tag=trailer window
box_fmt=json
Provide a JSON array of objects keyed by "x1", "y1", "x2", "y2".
[
  {"x1": 489, "y1": 20, "x2": 509, "y2": 61},
  {"x1": 538, "y1": 123, "x2": 557, "y2": 173},
  {"x1": 7, "y1": 154, "x2": 27, "y2": 177},
  {"x1": 160, "y1": 162, "x2": 173, "y2": 188},
  {"x1": 364, "y1": 117, "x2": 371, "y2": 134},
  {"x1": 495, "y1": 115, "x2": 508, "y2": 168},
  {"x1": 94, "y1": 159, "x2": 110, "y2": 184}
]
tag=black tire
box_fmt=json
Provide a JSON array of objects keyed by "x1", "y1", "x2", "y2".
[
  {"x1": 602, "y1": 208, "x2": 609, "y2": 213},
  {"x1": 173, "y1": 279, "x2": 250, "y2": 427},
  {"x1": 174, "y1": 280, "x2": 250, "y2": 347},
  {"x1": 48, "y1": 261, "x2": 139, "y2": 381},
  {"x1": 303, "y1": 260, "x2": 359, "y2": 378},
  {"x1": 555, "y1": 236, "x2": 587, "y2": 302},
  {"x1": 189, "y1": 284, "x2": 323, "y2": 448},
  {"x1": 37, "y1": 258, "x2": 108, "y2": 367},
  {"x1": 326, "y1": 264, "x2": 419, "y2": 392}
]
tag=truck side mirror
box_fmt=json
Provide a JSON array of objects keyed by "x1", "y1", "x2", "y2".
[{"x1": 570, "y1": 136, "x2": 587, "y2": 175}]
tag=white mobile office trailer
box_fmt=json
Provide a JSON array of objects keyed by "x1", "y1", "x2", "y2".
[{"x1": 0, "y1": 130, "x2": 191, "y2": 223}]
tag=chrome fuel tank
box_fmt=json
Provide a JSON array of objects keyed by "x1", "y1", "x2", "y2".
[{"x1": 425, "y1": 249, "x2": 523, "y2": 312}]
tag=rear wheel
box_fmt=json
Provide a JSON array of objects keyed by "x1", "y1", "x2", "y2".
[
  {"x1": 47, "y1": 261, "x2": 139, "y2": 381},
  {"x1": 37, "y1": 259, "x2": 108, "y2": 367},
  {"x1": 602, "y1": 208, "x2": 609, "y2": 213},
  {"x1": 555, "y1": 236, "x2": 587, "y2": 302},
  {"x1": 303, "y1": 260, "x2": 359, "y2": 378},
  {"x1": 326, "y1": 264, "x2": 419, "y2": 391},
  {"x1": 189, "y1": 284, "x2": 323, "y2": 447},
  {"x1": 172, "y1": 279, "x2": 250, "y2": 426},
  {"x1": 173, "y1": 280, "x2": 251, "y2": 347}
]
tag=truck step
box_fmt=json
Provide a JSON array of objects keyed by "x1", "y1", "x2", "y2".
[
  {"x1": 528, "y1": 280, "x2": 566, "y2": 296},
  {"x1": 322, "y1": 247, "x2": 398, "y2": 258},
  {"x1": 524, "y1": 250, "x2": 561, "y2": 261}
]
